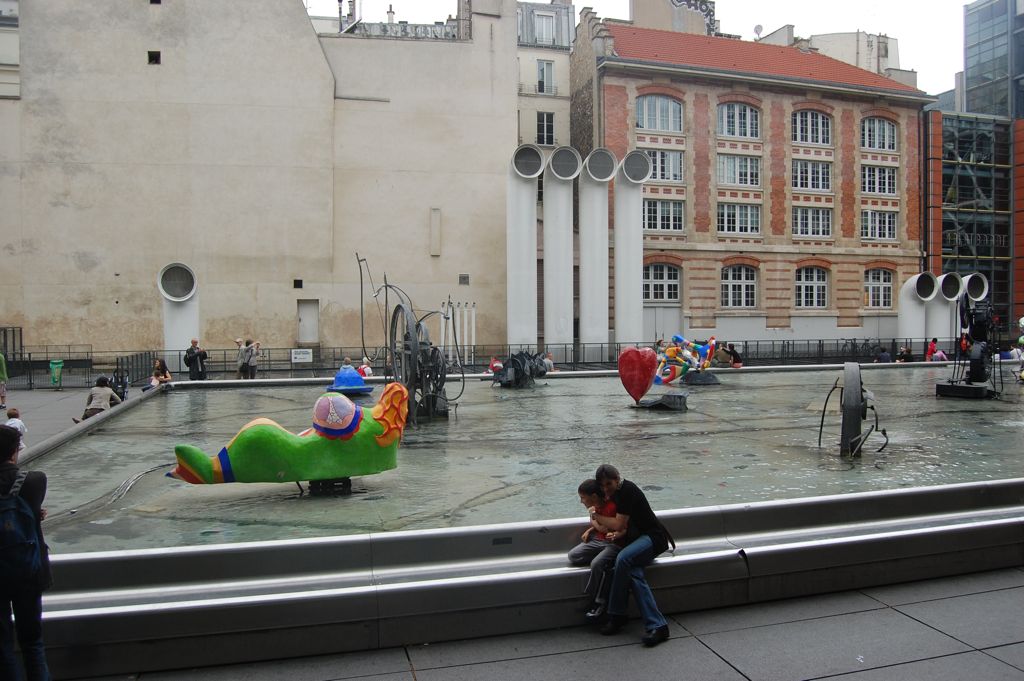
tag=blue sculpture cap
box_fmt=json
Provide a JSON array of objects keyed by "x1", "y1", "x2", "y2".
[{"x1": 327, "y1": 365, "x2": 373, "y2": 395}]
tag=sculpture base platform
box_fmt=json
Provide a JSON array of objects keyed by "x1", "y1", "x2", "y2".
[
  {"x1": 633, "y1": 391, "x2": 688, "y2": 411},
  {"x1": 935, "y1": 383, "x2": 995, "y2": 399},
  {"x1": 307, "y1": 477, "x2": 353, "y2": 496},
  {"x1": 685, "y1": 371, "x2": 721, "y2": 386}
]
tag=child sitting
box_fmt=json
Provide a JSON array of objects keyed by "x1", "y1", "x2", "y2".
[
  {"x1": 142, "y1": 369, "x2": 163, "y2": 392},
  {"x1": 567, "y1": 478, "x2": 623, "y2": 620},
  {"x1": 3, "y1": 407, "x2": 26, "y2": 456}
]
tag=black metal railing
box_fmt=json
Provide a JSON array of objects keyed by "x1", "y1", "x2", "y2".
[{"x1": 0, "y1": 336, "x2": 989, "y2": 392}]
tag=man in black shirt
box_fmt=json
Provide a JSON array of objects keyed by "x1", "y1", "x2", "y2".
[
  {"x1": 595, "y1": 464, "x2": 671, "y2": 647},
  {"x1": 0, "y1": 425, "x2": 52, "y2": 680}
]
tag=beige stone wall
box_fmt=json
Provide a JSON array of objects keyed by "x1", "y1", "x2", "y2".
[
  {"x1": 1, "y1": 0, "x2": 517, "y2": 351},
  {"x1": 516, "y1": 45, "x2": 570, "y2": 147},
  {"x1": 318, "y1": 0, "x2": 518, "y2": 348}
]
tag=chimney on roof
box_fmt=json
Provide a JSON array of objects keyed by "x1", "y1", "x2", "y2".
[{"x1": 387, "y1": 4, "x2": 395, "y2": 24}]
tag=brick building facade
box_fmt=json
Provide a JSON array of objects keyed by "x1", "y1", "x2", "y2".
[{"x1": 571, "y1": 10, "x2": 935, "y2": 342}]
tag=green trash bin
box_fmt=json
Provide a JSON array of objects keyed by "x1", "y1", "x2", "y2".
[{"x1": 49, "y1": 359, "x2": 64, "y2": 388}]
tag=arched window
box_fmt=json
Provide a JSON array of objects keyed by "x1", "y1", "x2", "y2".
[
  {"x1": 864, "y1": 269, "x2": 893, "y2": 308},
  {"x1": 861, "y1": 117, "x2": 897, "y2": 151},
  {"x1": 795, "y1": 267, "x2": 828, "y2": 308},
  {"x1": 717, "y1": 103, "x2": 760, "y2": 138},
  {"x1": 721, "y1": 265, "x2": 756, "y2": 308},
  {"x1": 792, "y1": 110, "x2": 832, "y2": 145},
  {"x1": 636, "y1": 95, "x2": 683, "y2": 133},
  {"x1": 643, "y1": 264, "x2": 680, "y2": 301}
]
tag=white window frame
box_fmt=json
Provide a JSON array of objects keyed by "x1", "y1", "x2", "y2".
[
  {"x1": 792, "y1": 110, "x2": 832, "y2": 145},
  {"x1": 534, "y1": 12, "x2": 555, "y2": 45},
  {"x1": 646, "y1": 150, "x2": 684, "y2": 182},
  {"x1": 536, "y1": 112, "x2": 554, "y2": 146},
  {"x1": 861, "y1": 210, "x2": 898, "y2": 241},
  {"x1": 795, "y1": 267, "x2": 828, "y2": 308},
  {"x1": 864, "y1": 269, "x2": 893, "y2": 308},
  {"x1": 716, "y1": 203, "x2": 761, "y2": 234},
  {"x1": 861, "y1": 117, "x2": 897, "y2": 151},
  {"x1": 537, "y1": 60, "x2": 554, "y2": 95},
  {"x1": 717, "y1": 155, "x2": 760, "y2": 187},
  {"x1": 636, "y1": 95, "x2": 683, "y2": 133},
  {"x1": 792, "y1": 160, "x2": 832, "y2": 191},
  {"x1": 861, "y1": 165, "x2": 897, "y2": 195},
  {"x1": 792, "y1": 207, "x2": 833, "y2": 237},
  {"x1": 643, "y1": 263, "x2": 680, "y2": 302},
  {"x1": 717, "y1": 103, "x2": 760, "y2": 139},
  {"x1": 721, "y1": 265, "x2": 757, "y2": 308},
  {"x1": 643, "y1": 199, "x2": 684, "y2": 232}
]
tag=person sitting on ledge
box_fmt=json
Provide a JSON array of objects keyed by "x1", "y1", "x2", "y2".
[
  {"x1": 874, "y1": 348, "x2": 892, "y2": 363},
  {"x1": 896, "y1": 346, "x2": 914, "y2": 363},
  {"x1": 73, "y1": 376, "x2": 122, "y2": 424}
]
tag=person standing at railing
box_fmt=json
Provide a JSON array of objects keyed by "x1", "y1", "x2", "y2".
[
  {"x1": 234, "y1": 339, "x2": 249, "y2": 379},
  {"x1": 246, "y1": 340, "x2": 261, "y2": 379},
  {"x1": 183, "y1": 339, "x2": 208, "y2": 381},
  {"x1": 0, "y1": 424, "x2": 52, "y2": 681},
  {"x1": 0, "y1": 350, "x2": 7, "y2": 411},
  {"x1": 925, "y1": 338, "x2": 938, "y2": 362}
]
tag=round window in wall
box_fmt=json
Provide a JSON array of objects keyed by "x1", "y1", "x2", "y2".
[{"x1": 158, "y1": 263, "x2": 197, "y2": 302}]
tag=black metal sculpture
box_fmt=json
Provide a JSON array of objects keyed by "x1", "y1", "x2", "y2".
[
  {"x1": 492, "y1": 351, "x2": 547, "y2": 388},
  {"x1": 936, "y1": 294, "x2": 1002, "y2": 399},
  {"x1": 818, "y1": 362, "x2": 888, "y2": 457}
]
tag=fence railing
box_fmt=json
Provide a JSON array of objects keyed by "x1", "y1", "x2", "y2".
[{"x1": 0, "y1": 336, "x2": 988, "y2": 390}]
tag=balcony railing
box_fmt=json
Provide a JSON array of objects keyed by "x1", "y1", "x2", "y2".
[{"x1": 518, "y1": 83, "x2": 560, "y2": 96}]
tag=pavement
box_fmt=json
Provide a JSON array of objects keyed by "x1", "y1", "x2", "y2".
[{"x1": 7, "y1": 386, "x2": 1024, "y2": 681}]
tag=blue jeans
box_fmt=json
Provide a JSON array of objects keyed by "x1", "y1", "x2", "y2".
[
  {"x1": 0, "y1": 586, "x2": 51, "y2": 681},
  {"x1": 607, "y1": 534, "x2": 667, "y2": 632}
]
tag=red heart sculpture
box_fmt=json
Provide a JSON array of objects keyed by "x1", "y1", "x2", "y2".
[{"x1": 618, "y1": 346, "x2": 658, "y2": 404}]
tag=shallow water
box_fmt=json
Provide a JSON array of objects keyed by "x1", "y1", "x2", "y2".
[{"x1": 31, "y1": 366, "x2": 1024, "y2": 553}]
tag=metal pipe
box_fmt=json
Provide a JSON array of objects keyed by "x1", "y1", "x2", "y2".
[
  {"x1": 924, "y1": 273, "x2": 964, "y2": 343},
  {"x1": 579, "y1": 148, "x2": 616, "y2": 360},
  {"x1": 613, "y1": 150, "x2": 652, "y2": 345},
  {"x1": 542, "y1": 146, "x2": 581, "y2": 359},
  {"x1": 897, "y1": 272, "x2": 938, "y2": 341},
  {"x1": 506, "y1": 145, "x2": 544, "y2": 346}
]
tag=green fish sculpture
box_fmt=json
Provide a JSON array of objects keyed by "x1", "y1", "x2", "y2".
[{"x1": 168, "y1": 382, "x2": 409, "y2": 484}]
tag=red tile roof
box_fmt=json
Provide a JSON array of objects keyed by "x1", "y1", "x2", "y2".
[{"x1": 605, "y1": 24, "x2": 923, "y2": 95}]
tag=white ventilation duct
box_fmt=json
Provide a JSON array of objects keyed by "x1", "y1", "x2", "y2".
[
  {"x1": 962, "y1": 272, "x2": 989, "y2": 302},
  {"x1": 579, "y1": 148, "x2": 617, "y2": 357},
  {"x1": 542, "y1": 146, "x2": 582, "y2": 357},
  {"x1": 506, "y1": 144, "x2": 544, "y2": 346},
  {"x1": 897, "y1": 272, "x2": 937, "y2": 341},
  {"x1": 924, "y1": 273, "x2": 964, "y2": 342},
  {"x1": 613, "y1": 150, "x2": 652, "y2": 345}
]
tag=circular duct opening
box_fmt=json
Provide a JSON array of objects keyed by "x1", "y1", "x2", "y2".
[
  {"x1": 584, "y1": 148, "x2": 617, "y2": 182},
  {"x1": 914, "y1": 272, "x2": 937, "y2": 299},
  {"x1": 965, "y1": 272, "x2": 989, "y2": 301},
  {"x1": 512, "y1": 145, "x2": 544, "y2": 179},
  {"x1": 158, "y1": 263, "x2": 197, "y2": 302},
  {"x1": 937, "y1": 273, "x2": 964, "y2": 301},
  {"x1": 620, "y1": 150, "x2": 652, "y2": 184},
  {"x1": 548, "y1": 147, "x2": 582, "y2": 180}
]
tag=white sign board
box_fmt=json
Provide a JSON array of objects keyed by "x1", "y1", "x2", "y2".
[{"x1": 291, "y1": 348, "x2": 314, "y2": 363}]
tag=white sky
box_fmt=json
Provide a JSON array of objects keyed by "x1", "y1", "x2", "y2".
[{"x1": 306, "y1": 0, "x2": 965, "y2": 95}]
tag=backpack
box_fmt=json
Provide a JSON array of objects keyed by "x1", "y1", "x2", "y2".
[{"x1": 0, "y1": 471, "x2": 42, "y2": 583}]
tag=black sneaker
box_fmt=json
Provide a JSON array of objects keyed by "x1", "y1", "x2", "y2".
[
  {"x1": 599, "y1": 615, "x2": 627, "y2": 635},
  {"x1": 641, "y1": 625, "x2": 669, "y2": 647}
]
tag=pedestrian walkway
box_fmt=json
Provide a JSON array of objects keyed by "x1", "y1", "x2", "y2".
[
  {"x1": 67, "y1": 567, "x2": 1024, "y2": 681},
  {"x1": 11, "y1": 387, "x2": 1024, "y2": 681},
  {"x1": 2, "y1": 386, "x2": 91, "y2": 449}
]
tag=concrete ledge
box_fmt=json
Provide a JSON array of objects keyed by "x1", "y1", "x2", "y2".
[{"x1": 42, "y1": 478, "x2": 1024, "y2": 678}]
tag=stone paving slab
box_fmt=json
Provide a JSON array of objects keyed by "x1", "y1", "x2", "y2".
[
  {"x1": 406, "y1": 621, "x2": 689, "y2": 670},
  {"x1": 862, "y1": 567, "x2": 1024, "y2": 605},
  {"x1": 698, "y1": 608, "x2": 971, "y2": 681},
  {"x1": 138, "y1": 647, "x2": 412, "y2": 681},
  {"x1": 412, "y1": 636, "x2": 746, "y2": 681},
  {"x1": 896, "y1": 586, "x2": 1024, "y2": 649},
  {"x1": 813, "y1": 651, "x2": 1024, "y2": 681},
  {"x1": 988, "y1": 643, "x2": 1024, "y2": 672},
  {"x1": 674, "y1": 590, "x2": 884, "y2": 635},
  {"x1": 3, "y1": 387, "x2": 91, "y2": 450}
]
